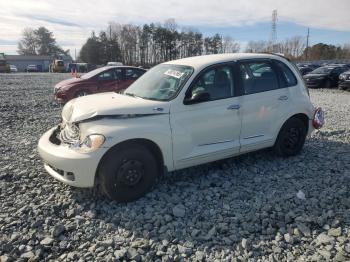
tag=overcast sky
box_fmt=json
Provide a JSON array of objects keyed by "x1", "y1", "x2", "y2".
[{"x1": 0, "y1": 0, "x2": 349, "y2": 57}]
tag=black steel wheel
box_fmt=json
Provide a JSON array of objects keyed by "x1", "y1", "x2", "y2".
[
  {"x1": 99, "y1": 143, "x2": 158, "y2": 202},
  {"x1": 274, "y1": 118, "x2": 307, "y2": 157}
]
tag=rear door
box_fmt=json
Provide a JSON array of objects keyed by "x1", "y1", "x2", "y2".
[
  {"x1": 238, "y1": 59, "x2": 292, "y2": 152},
  {"x1": 97, "y1": 68, "x2": 122, "y2": 92}
]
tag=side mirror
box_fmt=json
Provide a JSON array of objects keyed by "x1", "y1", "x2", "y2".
[{"x1": 184, "y1": 91, "x2": 210, "y2": 105}]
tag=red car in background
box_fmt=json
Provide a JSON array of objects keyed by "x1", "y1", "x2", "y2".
[{"x1": 54, "y1": 66, "x2": 146, "y2": 103}]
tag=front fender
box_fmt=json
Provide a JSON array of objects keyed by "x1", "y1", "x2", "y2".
[{"x1": 79, "y1": 114, "x2": 174, "y2": 171}]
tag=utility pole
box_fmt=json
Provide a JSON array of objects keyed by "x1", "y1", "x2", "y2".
[
  {"x1": 109, "y1": 24, "x2": 112, "y2": 62},
  {"x1": 305, "y1": 28, "x2": 310, "y2": 61},
  {"x1": 74, "y1": 48, "x2": 76, "y2": 62},
  {"x1": 270, "y1": 9, "x2": 278, "y2": 52}
]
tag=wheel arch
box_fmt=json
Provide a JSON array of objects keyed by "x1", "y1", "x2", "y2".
[
  {"x1": 95, "y1": 138, "x2": 165, "y2": 185},
  {"x1": 274, "y1": 113, "x2": 309, "y2": 144}
]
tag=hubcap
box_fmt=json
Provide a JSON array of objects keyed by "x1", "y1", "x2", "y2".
[
  {"x1": 284, "y1": 127, "x2": 301, "y2": 149},
  {"x1": 117, "y1": 159, "x2": 144, "y2": 186}
]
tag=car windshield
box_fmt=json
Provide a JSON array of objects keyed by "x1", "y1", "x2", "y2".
[
  {"x1": 311, "y1": 67, "x2": 333, "y2": 74},
  {"x1": 124, "y1": 64, "x2": 193, "y2": 101},
  {"x1": 81, "y1": 67, "x2": 109, "y2": 79}
]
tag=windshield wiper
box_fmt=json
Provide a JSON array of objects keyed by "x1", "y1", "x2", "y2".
[
  {"x1": 124, "y1": 92, "x2": 136, "y2": 97},
  {"x1": 124, "y1": 92, "x2": 143, "y2": 99}
]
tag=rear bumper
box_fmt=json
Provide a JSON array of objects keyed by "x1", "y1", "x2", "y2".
[{"x1": 37, "y1": 127, "x2": 106, "y2": 187}]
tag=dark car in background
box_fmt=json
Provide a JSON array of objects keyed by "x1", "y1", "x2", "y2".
[
  {"x1": 303, "y1": 66, "x2": 348, "y2": 88},
  {"x1": 26, "y1": 64, "x2": 39, "y2": 72},
  {"x1": 339, "y1": 70, "x2": 350, "y2": 90},
  {"x1": 296, "y1": 63, "x2": 320, "y2": 75},
  {"x1": 54, "y1": 66, "x2": 146, "y2": 103},
  {"x1": 298, "y1": 67, "x2": 313, "y2": 75}
]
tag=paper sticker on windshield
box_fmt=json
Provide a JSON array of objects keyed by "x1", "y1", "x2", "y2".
[{"x1": 164, "y1": 69, "x2": 184, "y2": 79}]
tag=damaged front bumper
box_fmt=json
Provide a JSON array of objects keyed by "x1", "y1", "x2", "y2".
[{"x1": 37, "y1": 126, "x2": 106, "y2": 187}]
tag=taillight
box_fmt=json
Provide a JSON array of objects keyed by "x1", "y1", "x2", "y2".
[{"x1": 312, "y1": 107, "x2": 325, "y2": 129}]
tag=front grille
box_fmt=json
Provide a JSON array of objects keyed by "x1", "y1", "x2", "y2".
[{"x1": 59, "y1": 123, "x2": 80, "y2": 145}]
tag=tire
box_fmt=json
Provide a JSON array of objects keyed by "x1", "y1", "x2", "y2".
[
  {"x1": 274, "y1": 118, "x2": 307, "y2": 157},
  {"x1": 99, "y1": 143, "x2": 158, "y2": 202},
  {"x1": 75, "y1": 90, "x2": 89, "y2": 97}
]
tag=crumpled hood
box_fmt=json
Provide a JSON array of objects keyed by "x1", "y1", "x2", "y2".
[{"x1": 62, "y1": 92, "x2": 170, "y2": 123}]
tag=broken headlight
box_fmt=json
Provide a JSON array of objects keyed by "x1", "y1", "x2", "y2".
[{"x1": 78, "y1": 134, "x2": 105, "y2": 153}]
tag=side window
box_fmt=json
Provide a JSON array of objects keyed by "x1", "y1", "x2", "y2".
[
  {"x1": 189, "y1": 66, "x2": 235, "y2": 101},
  {"x1": 333, "y1": 67, "x2": 346, "y2": 74},
  {"x1": 98, "y1": 70, "x2": 115, "y2": 81},
  {"x1": 115, "y1": 69, "x2": 122, "y2": 80},
  {"x1": 274, "y1": 60, "x2": 297, "y2": 87},
  {"x1": 239, "y1": 61, "x2": 279, "y2": 95},
  {"x1": 126, "y1": 69, "x2": 144, "y2": 80}
]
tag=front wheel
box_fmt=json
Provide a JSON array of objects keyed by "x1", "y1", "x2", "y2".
[
  {"x1": 99, "y1": 143, "x2": 159, "y2": 202},
  {"x1": 274, "y1": 118, "x2": 307, "y2": 157}
]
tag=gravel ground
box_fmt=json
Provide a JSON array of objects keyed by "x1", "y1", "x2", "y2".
[{"x1": 0, "y1": 73, "x2": 349, "y2": 262}]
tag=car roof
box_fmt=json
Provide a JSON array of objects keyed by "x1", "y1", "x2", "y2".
[
  {"x1": 105, "y1": 65, "x2": 146, "y2": 70},
  {"x1": 163, "y1": 53, "x2": 289, "y2": 70}
]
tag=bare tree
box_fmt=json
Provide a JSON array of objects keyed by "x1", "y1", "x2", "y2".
[
  {"x1": 245, "y1": 40, "x2": 268, "y2": 53},
  {"x1": 17, "y1": 28, "x2": 37, "y2": 55},
  {"x1": 222, "y1": 36, "x2": 240, "y2": 53}
]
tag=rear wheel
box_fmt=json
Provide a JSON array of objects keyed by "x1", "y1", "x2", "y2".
[
  {"x1": 99, "y1": 143, "x2": 158, "y2": 202},
  {"x1": 274, "y1": 118, "x2": 307, "y2": 157}
]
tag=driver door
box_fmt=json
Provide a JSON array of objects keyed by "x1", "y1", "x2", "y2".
[
  {"x1": 170, "y1": 64, "x2": 242, "y2": 169},
  {"x1": 97, "y1": 68, "x2": 120, "y2": 93}
]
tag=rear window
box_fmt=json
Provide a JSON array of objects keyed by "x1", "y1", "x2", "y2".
[{"x1": 274, "y1": 60, "x2": 297, "y2": 87}]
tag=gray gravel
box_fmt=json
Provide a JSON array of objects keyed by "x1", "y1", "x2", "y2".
[{"x1": 1, "y1": 73, "x2": 350, "y2": 261}]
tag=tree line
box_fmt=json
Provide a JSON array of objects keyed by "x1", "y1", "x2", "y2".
[
  {"x1": 17, "y1": 24, "x2": 350, "y2": 64},
  {"x1": 246, "y1": 38, "x2": 350, "y2": 61},
  {"x1": 79, "y1": 19, "x2": 240, "y2": 67},
  {"x1": 18, "y1": 27, "x2": 69, "y2": 57}
]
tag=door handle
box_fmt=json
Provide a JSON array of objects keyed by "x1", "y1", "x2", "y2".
[
  {"x1": 227, "y1": 104, "x2": 240, "y2": 110},
  {"x1": 278, "y1": 95, "x2": 288, "y2": 101}
]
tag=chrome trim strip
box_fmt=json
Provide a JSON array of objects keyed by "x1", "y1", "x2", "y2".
[
  {"x1": 243, "y1": 134, "x2": 264, "y2": 140},
  {"x1": 198, "y1": 139, "x2": 233, "y2": 147},
  {"x1": 178, "y1": 147, "x2": 237, "y2": 162}
]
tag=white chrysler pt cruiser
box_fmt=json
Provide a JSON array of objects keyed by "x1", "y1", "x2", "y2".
[{"x1": 38, "y1": 53, "x2": 324, "y2": 202}]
